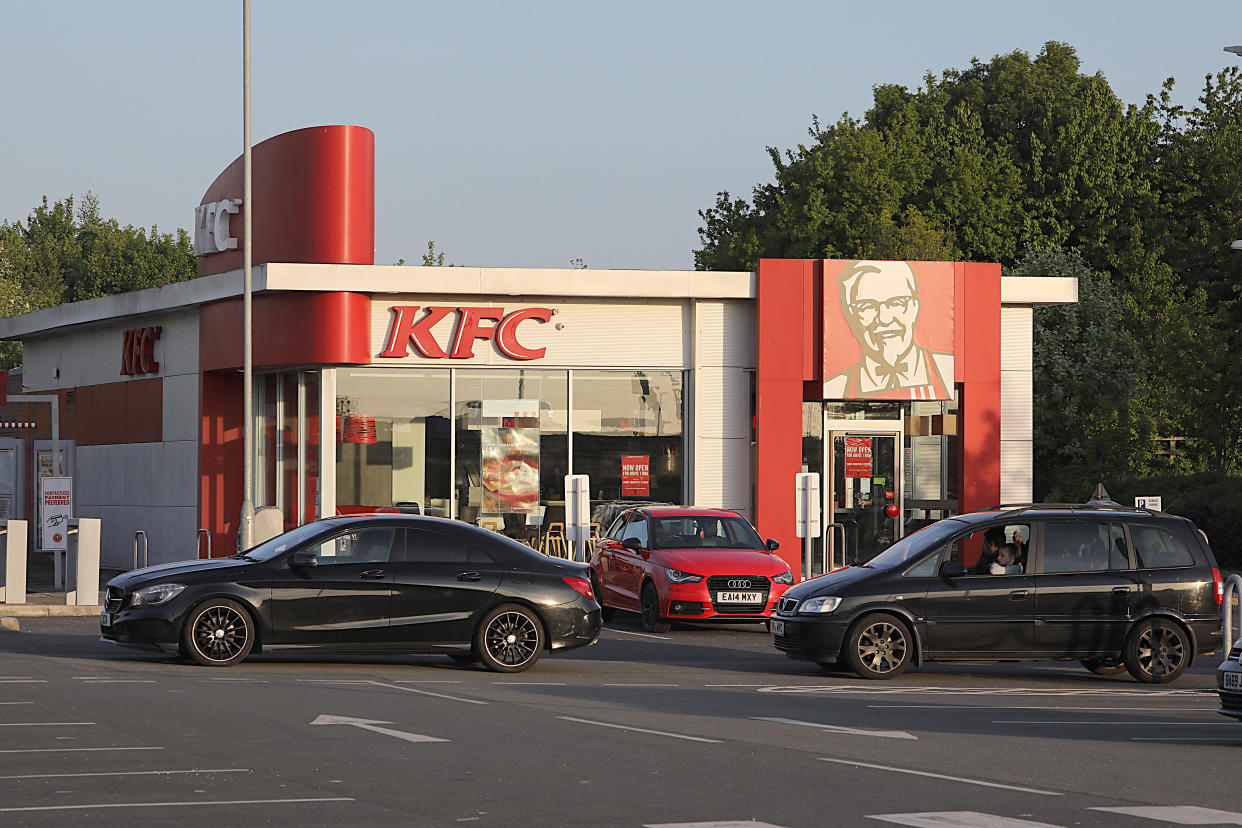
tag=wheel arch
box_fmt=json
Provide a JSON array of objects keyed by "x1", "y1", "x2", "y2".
[
  {"x1": 177, "y1": 591, "x2": 266, "y2": 653},
  {"x1": 477, "y1": 597, "x2": 552, "y2": 652},
  {"x1": 1128, "y1": 609, "x2": 1197, "y2": 668}
]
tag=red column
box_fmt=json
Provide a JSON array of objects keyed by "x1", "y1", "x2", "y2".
[
  {"x1": 754, "y1": 259, "x2": 815, "y2": 579},
  {"x1": 956, "y1": 262, "x2": 1002, "y2": 514}
]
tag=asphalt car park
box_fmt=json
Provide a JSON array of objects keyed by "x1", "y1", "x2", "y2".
[{"x1": 2, "y1": 613, "x2": 1241, "y2": 826}]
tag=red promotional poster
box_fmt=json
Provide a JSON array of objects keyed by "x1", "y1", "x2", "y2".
[
  {"x1": 621, "y1": 455, "x2": 650, "y2": 496},
  {"x1": 844, "y1": 437, "x2": 873, "y2": 478},
  {"x1": 822, "y1": 260, "x2": 955, "y2": 401}
]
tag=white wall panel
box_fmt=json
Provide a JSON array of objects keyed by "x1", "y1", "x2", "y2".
[
  {"x1": 1000, "y1": 307, "x2": 1033, "y2": 371},
  {"x1": 162, "y1": 373, "x2": 199, "y2": 443},
  {"x1": 1000, "y1": 439, "x2": 1033, "y2": 503},
  {"x1": 696, "y1": 301, "x2": 755, "y2": 368},
  {"x1": 158, "y1": 312, "x2": 199, "y2": 377},
  {"x1": 76, "y1": 444, "x2": 125, "y2": 507},
  {"x1": 693, "y1": 437, "x2": 752, "y2": 516},
  {"x1": 83, "y1": 504, "x2": 199, "y2": 569},
  {"x1": 1000, "y1": 370, "x2": 1033, "y2": 441},
  {"x1": 693, "y1": 367, "x2": 750, "y2": 440},
  {"x1": 371, "y1": 298, "x2": 687, "y2": 368}
]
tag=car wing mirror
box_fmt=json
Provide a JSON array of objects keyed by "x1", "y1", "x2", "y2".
[
  {"x1": 939, "y1": 561, "x2": 966, "y2": 579},
  {"x1": 621, "y1": 537, "x2": 643, "y2": 552},
  {"x1": 765, "y1": 539, "x2": 780, "y2": 552},
  {"x1": 292, "y1": 549, "x2": 319, "y2": 568}
]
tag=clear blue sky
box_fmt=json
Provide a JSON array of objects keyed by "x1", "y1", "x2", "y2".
[{"x1": 2, "y1": 1, "x2": 1238, "y2": 271}]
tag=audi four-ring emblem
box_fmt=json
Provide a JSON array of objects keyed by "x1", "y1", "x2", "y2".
[{"x1": 727, "y1": 579, "x2": 752, "y2": 589}]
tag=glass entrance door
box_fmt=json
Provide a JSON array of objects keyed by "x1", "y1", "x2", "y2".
[{"x1": 829, "y1": 431, "x2": 899, "y2": 567}]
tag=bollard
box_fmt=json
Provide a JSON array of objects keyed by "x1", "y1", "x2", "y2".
[
  {"x1": 0, "y1": 521, "x2": 28, "y2": 604},
  {"x1": 67, "y1": 518, "x2": 101, "y2": 607}
]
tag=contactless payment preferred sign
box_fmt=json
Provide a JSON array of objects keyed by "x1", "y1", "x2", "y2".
[{"x1": 40, "y1": 476, "x2": 72, "y2": 550}]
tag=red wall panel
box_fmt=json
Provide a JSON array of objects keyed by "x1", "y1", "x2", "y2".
[{"x1": 199, "y1": 291, "x2": 372, "y2": 371}]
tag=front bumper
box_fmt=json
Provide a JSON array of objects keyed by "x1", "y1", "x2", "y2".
[
  {"x1": 769, "y1": 614, "x2": 850, "y2": 663},
  {"x1": 1218, "y1": 654, "x2": 1242, "y2": 720},
  {"x1": 99, "y1": 603, "x2": 184, "y2": 653},
  {"x1": 661, "y1": 581, "x2": 790, "y2": 622}
]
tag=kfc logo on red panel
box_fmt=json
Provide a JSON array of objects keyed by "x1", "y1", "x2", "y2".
[
  {"x1": 379, "y1": 306, "x2": 556, "y2": 361},
  {"x1": 120, "y1": 326, "x2": 162, "y2": 376},
  {"x1": 822, "y1": 260, "x2": 954, "y2": 401}
]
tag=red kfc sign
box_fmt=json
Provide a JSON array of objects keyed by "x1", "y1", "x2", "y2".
[
  {"x1": 379, "y1": 306, "x2": 555, "y2": 360},
  {"x1": 621, "y1": 455, "x2": 650, "y2": 496},
  {"x1": 120, "y1": 326, "x2": 162, "y2": 376}
]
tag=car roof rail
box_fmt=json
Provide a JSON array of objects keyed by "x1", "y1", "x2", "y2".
[{"x1": 968, "y1": 502, "x2": 1157, "y2": 518}]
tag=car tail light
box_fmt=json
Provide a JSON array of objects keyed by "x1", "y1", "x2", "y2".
[
  {"x1": 563, "y1": 576, "x2": 595, "y2": 601},
  {"x1": 1214, "y1": 567, "x2": 1224, "y2": 606}
]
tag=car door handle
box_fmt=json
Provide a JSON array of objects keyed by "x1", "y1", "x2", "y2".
[
  {"x1": 1009, "y1": 590, "x2": 1030, "y2": 600},
  {"x1": 359, "y1": 570, "x2": 387, "y2": 580},
  {"x1": 1112, "y1": 587, "x2": 1132, "y2": 595},
  {"x1": 456, "y1": 571, "x2": 483, "y2": 582}
]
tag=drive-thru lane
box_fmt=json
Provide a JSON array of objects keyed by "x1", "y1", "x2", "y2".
[{"x1": 0, "y1": 615, "x2": 1236, "y2": 826}]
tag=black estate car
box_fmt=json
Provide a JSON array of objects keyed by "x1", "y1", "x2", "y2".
[
  {"x1": 771, "y1": 502, "x2": 1223, "y2": 682},
  {"x1": 101, "y1": 515, "x2": 601, "y2": 673}
]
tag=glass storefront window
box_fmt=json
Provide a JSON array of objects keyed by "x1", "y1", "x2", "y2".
[
  {"x1": 572, "y1": 370, "x2": 684, "y2": 508},
  {"x1": 336, "y1": 368, "x2": 452, "y2": 516},
  {"x1": 902, "y1": 390, "x2": 960, "y2": 529},
  {"x1": 454, "y1": 369, "x2": 568, "y2": 538},
  {"x1": 256, "y1": 370, "x2": 322, "y2": 531}
]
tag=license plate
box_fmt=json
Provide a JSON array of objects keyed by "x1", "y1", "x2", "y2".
[
  {"x1": 1224, "y1": 671, "x2": 1242, "y2": 691},
  {"x1": 717, "y1": 591, "x2": 763, "y2": 604},
  {"x1": 770, "y1": 619, "x2": 785, "y2": 636},
  {"x1": 99, "y1": 611, "x2": 112, "y2": 627}
]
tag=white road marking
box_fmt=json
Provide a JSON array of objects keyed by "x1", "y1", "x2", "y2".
[
  {"x1": 1091, "y1": 805, "x2": 1242, "y2": 824},
  {"x1": 760, "y1": 684, "x2": 1209, "y2": 697},
  {"x1": 0, "y1": 722, "x2": 93, "y2": 727},
  {"x1": 391, "y1": 680, "x2": 464, "y2": 684},
  {"x1": 706, "y1": 684, "x2": 774, "y2": 687},
  {"x1": 604, "y1": 683, "x2": 680, "y2": 687},
  {"x1": 0, "y1": 746, "x2": 163, "y2": 754},
  {"x1": 557, "y1": 716, "x2": 721, "y2": 743},
  {"x1": 310, "y1": 714, "x2": 448, "y2": 744},
  {"x1": 76, "y1": 679, "x2": 156, "y2": 684},
  {"x1": 492, "y1": 682, "x2": 566, "y2": 686},
  {"x1": 818, "y1": 758, "x2": 1062, "y2": 796},
  {"x1": 868, "y1": 812, "x2": 1061, "y2": 827},
  {"x1": 993, "y1": 720, "x2": 1219, "y2": 726},
  {"x1": 0, "y1": 679, "x2": 46, "y2": 684},
  {"x1": 754, "y1": 716, "x2": 917, "y2": 741},
  {"x1": 198, "y1": 678, "x2": 270, "y2": 683},
  {"x1": 0, "y1": 797, "x2": 355, "y2": 813},
  {"x1": 1131, "y1": 736, "x2": 1242, "y2": 742},
  {"x1": 602, "y1": 627, "x2": 672, "y2": 640},
  {"x1": 645, "y1": 822, "x2": 789, "y2": 827},
  {"x1": 0, "y1": 701, "x2": 34, "y2": 705},
  {"x1": 871, "y1": 705, "x2": 1218, "y2": 711},
  {"x1": 301, "y1": 679, "x2": 487, "y2": 705},
  {"x1": 0, "y1": 769, "x2": 251, "y2": 780}
]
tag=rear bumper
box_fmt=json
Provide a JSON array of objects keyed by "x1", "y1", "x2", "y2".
[{"x1": 543, "y1": 599, "x2": 601, "y2": 651}]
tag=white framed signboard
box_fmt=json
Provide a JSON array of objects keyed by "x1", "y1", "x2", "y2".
[{"x1": 40, "y1": 476, "x2": 72, "y2": 550}]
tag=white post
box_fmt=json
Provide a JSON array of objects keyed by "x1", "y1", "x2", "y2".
[
  {"x1": 795, "y1": 473, "x2": 821, "y2": 582},
  {"x1": 1, "y1": 520, "x2": 27, "y2": 604},
  {"x1": 68, "y1": 518, "x2": 101, "y2": 606},
  {"x1": 564, "y1": 474, "x2": 590, "y2": 562}
]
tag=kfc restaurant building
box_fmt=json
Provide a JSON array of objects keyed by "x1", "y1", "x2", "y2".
[{"x1": 0, "y1": 125, "x2": 1074, "y2": 577}]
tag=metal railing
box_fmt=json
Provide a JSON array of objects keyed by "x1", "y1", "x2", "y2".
[
  {"x1": 133, "y1": 530, "x2": 149, "y2": 571},
  {"x1": 197, "y1": 528, "x2": 212, "y2": 560},
  {"x1": 1224, "y1": 574, "x2": 1242, "y2": 654}
]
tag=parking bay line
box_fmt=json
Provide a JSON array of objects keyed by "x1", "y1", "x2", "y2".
[
  {"x1": 303, "y1": 679, "x2": 487, "y2": 705},
  {"x1": 872, "y1": 705, "x2": 1218, "y2": 712},
  {"x1": 0, "y1": 768, "x2": 252, "y2": 780},
  {"x1": 992, "y1": 720, "x2": 1222, "y2": 726},
  {"x1": 0, "y1": 746, "x2": 164, "y2": 754},
  {"x1": 558, "y1": 716, "x2": 721, "y2": 743},
  {"x1": 0, "y1": 797, "x2": 355, "y2": 814},
  {"x1": 0, "y1": 722, "x2": 94, "y2": 727},
  {"x1": 0, "y1": 702, "x2": 35, "y2": 705},
  {"x1": 602, "y1": 627, "x2": 672, "y2": 641},
  {"x1": 754, "y1": 716, "x2": 917, "y2": 741},
  {"x1": 817, "y1": 758, "x2": 1062, "y2": 796}
]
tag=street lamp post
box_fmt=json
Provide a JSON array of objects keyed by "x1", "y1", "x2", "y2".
[{"x1": 240, "y1": 0, "x2": 255, "y2": 551}]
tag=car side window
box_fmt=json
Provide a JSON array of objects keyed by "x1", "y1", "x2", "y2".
[
  {"x1": 1129, "y1": 524, "x2": 1195, "y2": 569},
  {"x1": 606, "y1": 514, "x2": 628, "y2": 539},
  {"x1": 903, "y1": 550, "x2": 941, "y2": 578},
  {"x1": 621, "y1": 514, "x2": 649, "y2": 547},
  {"x1": 406, "y1": 529, "x2": 470, "y2": 564},
  {"x1": 1040, "y1": 521, "x2": 1127, "y2": 573},
  {"x1": 311, "y1": 527, "x2": 397, "y2": 565},
  {"x1": 942, "y1": 523, "x2": 1030, "y2": 575}
]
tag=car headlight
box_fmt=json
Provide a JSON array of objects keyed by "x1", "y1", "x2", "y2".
[
  {"x1": 773, "y1": 568, "x2": 793, "y2": 585},
  {"x1": 130, "y1": 583, "x2": 186, "y2": 607},
  {"x1": 665, "y1": 568, "x2": 702, "y2": 584},
  {"x1": 799, "y1": 595, "x2": 841, "y2": 614}
]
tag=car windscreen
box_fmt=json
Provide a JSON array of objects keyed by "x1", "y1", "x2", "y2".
[
  {"x1": 237, "y1": 522, "x2": 335, "y2": 562},
  {"x1": 651, "y1": 516, "x2": 764, "y2": 550},
  {"x1": 864, "y1": 519, "x2": 969, "y2": 570}
]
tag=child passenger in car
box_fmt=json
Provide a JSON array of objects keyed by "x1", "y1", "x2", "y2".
[{"x1": 990, "y1": 543, "x2": 1022, "y2": 575}]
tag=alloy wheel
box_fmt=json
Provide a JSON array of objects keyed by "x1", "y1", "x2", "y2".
[
  {"x1": 484, "y1": 610, "x2": 540, "y2": 668},
  {"x1": 855, "y1": 620, "x2": 908, "y2": 675},
  {"x1": 190, "y1": 604, "x2": 250, "y2": 664},
  {"x1": 1136, "y1": 624, "x2": 1185, "y2": 679}
]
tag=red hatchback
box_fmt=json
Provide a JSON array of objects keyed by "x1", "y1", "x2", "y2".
[{"x1": 590, "y1": 507, "x2": 793, "y2": 632}]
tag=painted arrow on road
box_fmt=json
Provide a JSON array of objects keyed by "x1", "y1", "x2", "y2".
[{"x1": 310, "y1": 715, "x2": 449, "y2": 744}]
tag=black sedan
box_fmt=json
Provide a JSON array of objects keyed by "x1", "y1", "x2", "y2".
[{"x1": 100, "y1": 515, "x2": 601, "y2": 672}]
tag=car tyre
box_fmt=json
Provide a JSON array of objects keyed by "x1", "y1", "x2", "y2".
[
  {"x1": 591, "y1": 572, "x2": 614, "y2": 622},
  {"x1": 182, "y1": 598, "x2": 255, "y2": 667},
  {"x1": 1081, "y1": 656, "x2": 1126, "y2": 677},
  {"x1": 475, "y1": 604, "x2": 544, "y2": 673},
  {"x1": 844, "y1": 612, "x2": 912, "y2": 680},
  {"x1": 641, "y1": 581, "x2": 671, "y2": 633},
  {"x1": 1123, "y1": 618, "x2": 1190, "y2": 684}
]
